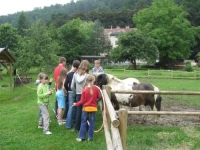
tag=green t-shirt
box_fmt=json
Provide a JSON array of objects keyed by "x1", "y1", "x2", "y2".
[{"x1": 37, "y1": 83, "x2": 49, "y2": 105}]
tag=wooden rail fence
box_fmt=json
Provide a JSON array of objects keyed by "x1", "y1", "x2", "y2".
[
  {"x1": 104, "y1": 69, "x2": 200, "y2": 79},
  {"x1": 101, "y1": 85, "x2": 200, "y2": 150}
]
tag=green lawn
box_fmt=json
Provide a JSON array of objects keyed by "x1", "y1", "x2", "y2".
[{"x1": 1, "y1": 70, "x2": 200, "y2": 150}]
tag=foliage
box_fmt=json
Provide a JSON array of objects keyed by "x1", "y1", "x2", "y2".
[
  {"x1": 14, "y1": 20, "x2": 58, "y2": 73},
  {"x1": 133, "y1": 0, "x2": 198, "y2": 66},
  {"x1": 56, "y1": 18, "x2": 88, "y2": 63},
  {"x1": 57, "y1": 19, "x2": 111, "y2": 63},
  {"x1": 0, "y1": 23, "x2": 19, "y2": 51},
  {"x1": 17, "y1": 12, "x2": 30, "y2": 36},
  {"x1": 184, "y1": 62, "x2": 194, "y2": 72},
  {"x1": 111, "y1": 30, "x2": 158, "y2": 69},
  {"x1": 0, "y1": 0, "x2": 153, "y2": 28}
]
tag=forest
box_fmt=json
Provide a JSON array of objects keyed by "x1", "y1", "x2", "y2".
[{"x1": 0, "y1": 0, "x2": 200, "y2": 71}]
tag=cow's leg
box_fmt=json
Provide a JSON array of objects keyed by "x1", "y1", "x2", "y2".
[
  {"x1": 152, "y1": 104, "x2": 158, "y2": 124},
  {"x1": 142, "y1": 105, "x2": 150, "y2": 123}
]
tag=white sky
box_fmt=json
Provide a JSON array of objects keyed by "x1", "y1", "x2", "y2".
[{"x1": 0, "y1": 0, "x2": 74, "y2": 16}]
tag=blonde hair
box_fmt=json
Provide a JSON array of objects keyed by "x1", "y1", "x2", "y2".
[
  {"x1": 77, "y1": 60, "x2": 90, "y2": 75},
  {"x1": 94, "y1": 60, "x2": 100, "y2": 64},
  {"x1": 38, "y1": 72, "x2": 44, "y2": 79},
  {"x1": 57, "y1": 68, "x2": 67, "y2": 89},
  {"x1": 83, "y1": 74, "x2": 95, "y2": 95}
]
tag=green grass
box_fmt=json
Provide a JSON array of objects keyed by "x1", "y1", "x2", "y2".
[{"x1": 1, "y1": 69, "x2": 200, "y2": 150}]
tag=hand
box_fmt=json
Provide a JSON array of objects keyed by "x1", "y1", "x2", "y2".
[
  {"x1": 72, "y1": 103, "x2": 76, "y2": 106},
  {"x1": 49, "y1": 78, "x2": 53, "y2": 82},
  {"x1": 48, "y1": 90, "x2": 53, "y2": 95}
]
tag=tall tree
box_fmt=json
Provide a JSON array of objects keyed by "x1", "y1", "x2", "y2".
[
  {"x1": 15, "y1": 20, "x2": 58, "y2": 72},
  {"x1": 85, "y1": 20, "x2": 112, "y2": 56},
  {"x1": 57, "y1": 18, "x2": 88, "y2": 63},
  {"x1": 133, "y1": 0, "x2": 198, "y2": 66},
  {"x1": 17, "y1": 12, "x2": 29, "y2": 36},
  {"x1": 111, "y1": 30, "x2": 158, "y2": 69},
  {"x1": 0, "y1": 23, "x2": 19, "y2": 50}
]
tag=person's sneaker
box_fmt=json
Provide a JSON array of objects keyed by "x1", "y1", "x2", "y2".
[
  {"x1": 88, "y1": 139, "x2": 93, "y2": 141},
  {"x1": 44, "y1": 131, "x2": 52, "y2": 135},
  {"x1": 38, "y1": 125, "x2": 43, "y2": 129},
  {"x1": 76, "y1": 138, "x2": 83, "y2": 142},
  {"x1": 58, "y1": 122, "x2": 65, "y2": 125}
]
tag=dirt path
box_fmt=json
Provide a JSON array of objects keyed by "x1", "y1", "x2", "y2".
[{"x1": 126, "y1": 98, "x2": 200, "y2": 126}]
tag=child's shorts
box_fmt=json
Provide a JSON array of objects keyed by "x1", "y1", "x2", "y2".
[{"x1": 56, "y1": 90, "x2": 66, "y2": 109}]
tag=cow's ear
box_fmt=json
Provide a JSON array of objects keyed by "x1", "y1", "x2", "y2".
[{"x1": 133, "y1": 82, "x2": 137, "y2": 86}]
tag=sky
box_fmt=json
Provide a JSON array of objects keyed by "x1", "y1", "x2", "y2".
[{"x1": 0, "y1": 0, "x2": 74, "y2": 16}]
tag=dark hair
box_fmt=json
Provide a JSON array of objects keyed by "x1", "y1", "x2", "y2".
[
  {"x1": 73, "y1": 60, "x2": 80, "y2": 69},
  {"x1": 59, "y1": 57, "x2": 66, "y2": 63}
]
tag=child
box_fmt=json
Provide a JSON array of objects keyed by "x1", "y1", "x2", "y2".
[
  {"x1": 73, "y1": 74, "x2": 101, "y2": 141},
  {"x1": 71, "y1": 60, "x2": 90, "y2": 131},
  {"x1": 37, "y1": 73, "x2": 53, "y2": 135},
  {"x1": 64, "y1": 60, "x2": 80, "y2": 129},
  {"x1": 36, "y1": 72, "x2": 53, "y2": 129},
  {"x1": 92, "y1": 60, "x2": 104, "y2": 74},
  {"x1": 56, "y1": 68, "x2": 67, "y2": 125}
]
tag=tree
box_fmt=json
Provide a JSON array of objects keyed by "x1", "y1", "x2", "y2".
[
  {"x1": 133, "y1": 0, "x2": 198, "y2": 67},
  {"x1": 57, "y1": 18, "x2": 88, "y2": 63},
  {"x1": 0, "y1": 23, "x2": 19, "y2": 50},
  {"x1": 85, "y1": 20, "x2": 112, "y2": 56},
  {"x1": 111, "y1": 30, "x2": 158, "y2": 69},
  {"x1": 17, "y1": 12, "x2": 29, "y2": 36},
  {"x1": 15, "y1": 20, "x2": 59, "y2": 73}
]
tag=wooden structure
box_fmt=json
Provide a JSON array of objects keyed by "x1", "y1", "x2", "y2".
[
  {"x1": 80, "y1": 55, "x2": 107, "y2": 65},
  {"x1": 101, "y1": 85, "x2": 200, "y2": 150},
  {"x1": 0, "y1": 48, "x2": 16, "y2": 89}
]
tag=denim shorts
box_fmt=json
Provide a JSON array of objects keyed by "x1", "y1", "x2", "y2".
[{"x1": 56, "y1": 89, "x2": 66, "y2": 109}]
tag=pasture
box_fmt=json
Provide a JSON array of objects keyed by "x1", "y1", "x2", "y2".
[{"x1": 1, "y1": 69, "x2": 200, "y2": 150}]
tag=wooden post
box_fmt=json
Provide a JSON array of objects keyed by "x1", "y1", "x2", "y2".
[
  {"x1": 102, "y1": 86, "x2": 120, "y2": 127},
  {"x1": 124, "y1": 68, "x2": 126, "y2": 78},
  {"x1": 102, "y1": 111, "x2": 114, "y2": 150},
  {"x1": 10, "y1": 63, "x2": 12, "y2": 89},
  {"x1": 111, "y1": 124, "x2": 123, "y2": 150},
  {"x1": 118, "y1": 109, "x2": 128, "y2": 150},
  {"x1": 171, "y1": 70, "x2": 173, "y2": 79},
  {"x1": 105, "y1": 85, "x2": 111, "y2": 127}
]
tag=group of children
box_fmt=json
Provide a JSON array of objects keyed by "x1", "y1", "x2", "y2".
[{"x1": 36, "y1": 58, "x2": 104, "y2": 141}]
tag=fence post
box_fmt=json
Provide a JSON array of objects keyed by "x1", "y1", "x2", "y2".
[
  {"x1": 124, "y1": 68, "x2": 126, "y2": 78},
  {"x1": 171, "y1": 70, "x2": 173, "y2": 79},
  {"x1": 104, "y1": 85, "x2": 112, "y2": 127},
  {"x1": 118, "y1": 108, "x2": 128, "y2": 150}
]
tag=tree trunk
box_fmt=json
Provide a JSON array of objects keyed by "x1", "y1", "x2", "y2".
[
  {"x1": 159, "y1": 56, "x2": 169, "y2": 68},
  {"x1": 133, "y1": 59, "x2": 137, "y2": 70}
]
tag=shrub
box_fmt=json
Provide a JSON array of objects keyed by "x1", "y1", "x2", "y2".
[{"x1": 184, "y1": 62, "x2": 193, "y2": 72}]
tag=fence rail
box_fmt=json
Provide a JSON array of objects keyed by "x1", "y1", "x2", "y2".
[
  {"x1": 101, "y1": 85, "x2": 200, "y2": 150},
  {"x1": 104, "y1": 69, "x2": 200, "y2": 79}
]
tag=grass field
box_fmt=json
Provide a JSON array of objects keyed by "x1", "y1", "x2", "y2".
[{"x1": 1, "y1": 69, "x2": 200, "y2": 150}]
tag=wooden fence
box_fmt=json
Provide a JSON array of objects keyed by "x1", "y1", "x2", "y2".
[
  {"x1": 104, "y1": 69, "x2": 200, "y2": 79},
  {"x1": 101, "y1": 85, "x2": 200, "y2": 150}
]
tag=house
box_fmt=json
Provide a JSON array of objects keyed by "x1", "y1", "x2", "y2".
[{"x1": 104, "y1": 26, "x2": 136, "y2": 48}]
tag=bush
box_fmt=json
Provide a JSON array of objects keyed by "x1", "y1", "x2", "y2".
[{"x1": 184, "y1": 62, "x2": 193, "y2": 72}]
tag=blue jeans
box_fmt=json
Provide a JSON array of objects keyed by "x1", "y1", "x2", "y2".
[
  {"x1": 75, "y1": 94, "x2": 82, "y2": 131},
  {"x1": 78, "y1": 111, "x2": 96, "y2": 140},
  {"x1": 66, "y1": 91, "x2": 76, "y2": 128}
]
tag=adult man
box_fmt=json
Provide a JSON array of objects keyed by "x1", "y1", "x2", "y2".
[{"x1": 54, "y1": 57, "x2": 66, "y2": 116}]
